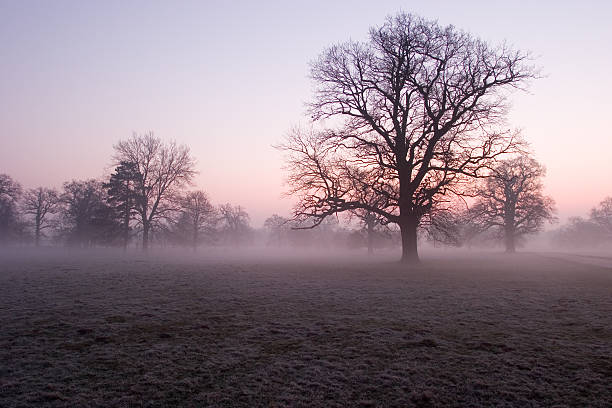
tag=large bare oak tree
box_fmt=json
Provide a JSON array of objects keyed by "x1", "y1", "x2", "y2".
[
  {"x1": 113, "y1": 133, "x2": 196, "y2": 250},
  {"x1": 280, "y1": 13, "x2": 536, "y2": 263}
]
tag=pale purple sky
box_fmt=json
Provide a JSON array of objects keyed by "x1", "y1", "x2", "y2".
[{"x1": 1, "y1": 0, "x2": 611, "y2": 226}]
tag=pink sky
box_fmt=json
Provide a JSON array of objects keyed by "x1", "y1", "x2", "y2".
[{"x1": 1, "y1": 0, "x2": 611, "y2": 226}]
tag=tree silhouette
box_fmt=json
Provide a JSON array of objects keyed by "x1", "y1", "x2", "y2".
[
  {"x1": 22, "y1": 187, "x2": 60, "y2": 246},
  {"x1": 590, "y1": 197, "x2": 612, "y2": 238},
  {"x1": 218, "y1": 204, "x2": 252, "y2": 246},
  {"x1": 174, "y1": 190, "x2": 216, "y2": 250},
  {"x1": 469, "y1": 155, "x2": 556, "y2": 252},
  {"x1": 349, "y1": 209, "x2": 391, "y2": 254},
  {"x1": 551, "y1": 216, "x2": 609, "y2": 248},
  {"x1": 280, "y1": 13, "x2": 535, "y2": 263},
  {"x1": 60, "y1": 179, "x2": 119, "y2": 247},
  {"x1": 113, "y1": 133, "x2": 196, "y2": 250},
  {"x1": 0, "y1": 174, "x2": 23, "y2": 243},
  {"x1": 104, "y1": 161, "x2": 142, "y2": 250},
  {"x1": 263, "y1": 214, "x2": 290, "y2": 246}
]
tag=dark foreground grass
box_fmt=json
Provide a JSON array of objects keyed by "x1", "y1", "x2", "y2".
[{"x1": 0, "y1": 250, "x2": 611, "y2": 407}]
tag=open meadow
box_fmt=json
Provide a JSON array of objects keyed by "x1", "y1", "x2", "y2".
[{"x1": 1, "y1": 249, "x2": 611, "y2": 407}]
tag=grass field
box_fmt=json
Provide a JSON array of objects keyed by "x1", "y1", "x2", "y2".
[{"x1": 1, "y1": 249, "x2": 611, "y2": 407}]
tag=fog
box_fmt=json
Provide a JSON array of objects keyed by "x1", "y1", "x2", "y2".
[
  {"x1": 1, "y1": 244, "x2": 611, "y2": 407},
  {"x1": 2, "y1": 236, "x2": 612, "y2": 268}
]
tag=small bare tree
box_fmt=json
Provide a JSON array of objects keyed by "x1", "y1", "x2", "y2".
[
  {"x1": 113, "y1": 132, "x2": 196, "y2": 250},
  {"x1": 218, "y1": 204, "x2": 252, "y2": 246},
  {"x1": 469, "y1": 155, "x2": 556, "y2": 252},
  {"x1": 176, "y1": 190, "x2": 216, "y2": 250},
  {"x1": 590, "y1": 197, "x2": 612, "y2": 237},
  {"x1": 22, "y1": 187, "x2": 60, "y2": 246},
  {"x1": 349, "y1": 209, "x2": 393, "y2": 254},
  {"x1": 263, "y1": 214, "x2": 290, "y2": 246},
  {"x1": 280, "y1": 13, "x2": 535, "y2": 264}
]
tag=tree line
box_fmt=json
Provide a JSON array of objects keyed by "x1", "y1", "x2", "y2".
[
  {"x1": 1, "y1": 132, "x2": 609, "y2": 252},
  {"x1": 0, "y1": 132, "x2": 396, "y2": 252},
  {"x1": 0, "y1": 133, "x2": 253, "y2": 250}
]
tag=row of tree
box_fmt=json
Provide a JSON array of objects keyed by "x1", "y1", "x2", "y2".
[
  {"x1": 549, "y1": 198, "x2": 612, "y2": 248},
  {"x1": 2, "y1": 147, "x2": 609, "y2": 253},
  {"x1": 0, "y1": 134, "x2": 253, "y2": 249},
  {"x1": 0, "y1": 167, "x2": 397, "y2": 251},
  {"x1": 1, "y1": 131, "x2": 396, "y2": 252}
]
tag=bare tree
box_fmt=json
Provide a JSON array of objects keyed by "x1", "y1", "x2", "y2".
[
  {"x1": 113, "y1": 132, "x2": 197, "y2": 250},
  {"x1": 0, "y1": 174, "x2": 23, "y2": 243},
  {"x1": 175, "y1": 190, "x2": 216, "y2": 250},
  {"x1": 590, "y1": 197, "x2": 612, "y2": 237},
  {"x1": 469, "y1": 155, "x2": 556, "y2": 252},
  {"x1": 263, "y1": 214, "x2": 290, "y2": 246},
  {"x1": 22, "y1": 187, "x2": 60, "y2": 246},
  {"x1": 551, "y1": 216, "x2": 608, "y2": 249},
  {"x1": 218, "y1": 204, "x2": 252, "y2": 246},
  {"x1": 280, "y1": 13, "x2": 535, "y2": 263},
  {"x1": 349, "y1": 209, "x2": 393, "y2": 254}
]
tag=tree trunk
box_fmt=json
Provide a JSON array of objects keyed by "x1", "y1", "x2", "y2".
[
  {"x1": 34, "y1": 217, "x2": 40, "y2": 247},
  {"x1": 504, "y1": 202, "x2": 516, "y2": 253},
  {"x1": 142, "y1": 222, "x2": 149, "y2": 251},
  {"x1": 399, "y1": 215, "x2": 419, "y2": 264},
  {"x1": 123, "y1": 199, "x2": 131, "y2": 252},
  {"x1": 504, "y1": 227, "x2": 516, "y2": 253},
  {"x1": 366, "y1": 216, "x2": 374, "y2": 255},
  {"x1": 398, "y1": 166, "x2": 420, "y2": 264},
  {"x1": 192, "y1": 226, "x2": 198, "y2": 252}
]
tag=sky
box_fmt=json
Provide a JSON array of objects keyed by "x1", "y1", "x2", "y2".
[{"x1": 1, "y1": 0, "x2": 611, "y2": 227}]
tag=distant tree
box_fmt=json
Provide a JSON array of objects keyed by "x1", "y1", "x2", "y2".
[
  {"x1": 174, "y1": 190, "x2": 216, "y2": 250},
  {"x1": 218, "y1": 204, "x2": 252, "y2": 246},
  {"x1": 113, "y1": 132, "x2": 196, "y2": 250},
  {"x1": 60, "y1": 179, "x2": 120, "y2": 246},
  {"x1": 103, "y1": 161, "x2": 142, "y2": 250},
  {"x1": 263, "y1": 214, "x2": 290, "y2": 246},
  {"x1": 349, "y1": 210, "x2": 392, "y2": 254},
  {"x1": 280, "y1": 12, "x2": 535, "y2": 264},
  {"x1": 470, "y1": 156, "x2": 556, "y2": 252},
  {"x1": 590, "y1": 197, "x2": 612, "y2": 238},
  {"x1": 310, "y1": 216, "x2": 342, "y2": 248},
  {"x1": 22, "y1": 187, "x2": 60, "y2": 246},
  {"x1": 551, "y1": 216, "x2": 608, "y2": 249},
  {"x1": 0, "y1": 174, "x2": 23, "y2": 243}
]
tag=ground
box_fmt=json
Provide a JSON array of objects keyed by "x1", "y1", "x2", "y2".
[{"x1": 0, "y1": 249, "x2": 611, "y2": 407}]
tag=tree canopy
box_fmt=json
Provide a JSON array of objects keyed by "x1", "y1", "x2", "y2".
[{"x1": 281, "y1": 12, "x2": 536, "y2": 263}]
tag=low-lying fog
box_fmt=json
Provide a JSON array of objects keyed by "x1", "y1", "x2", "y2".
[
  {"x1": 1, "y1": 245, "x2": 611, "y2": 407},
  {"x1": 2, "y1": 242, "x2": 611, "y2": 269}
]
